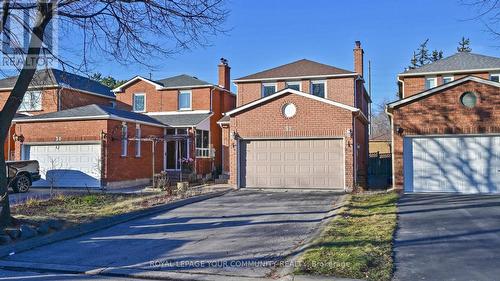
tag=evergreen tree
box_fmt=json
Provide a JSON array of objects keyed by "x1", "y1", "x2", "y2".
[
  {"x1": 408, "y1": 39, "x2": 444, "y2": 69},
  {"x1": 90, "y1": 73, "x2": 127, "y2": 89},
  {"x1": 457, "y1": 37, "x2": 472, "y2": 52},
  {"x1": 431, "y1": 50, "x2": 443, "y2": 62}
]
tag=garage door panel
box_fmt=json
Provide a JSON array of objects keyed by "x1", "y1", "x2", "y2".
[
  {"x1": 404, "y1": 136, "x2": 500, "y2": 194},
  {"x1": 241, "y1": 139, "x2": 344, "y2": 189},
  {"x1": 25, "y1": 143, "x2": 101, "y2": 188}
]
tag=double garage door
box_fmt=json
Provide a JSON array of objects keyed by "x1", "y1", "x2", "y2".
[
  {"x1": 404, "y1": 135, "x2": 500, "y2": 194},
  {"x1": 240, "y1": 139, "x2": 344, "y2": 190},
  {"x1": 23, "y1": 143, "x2": 102, "y2": 188}
]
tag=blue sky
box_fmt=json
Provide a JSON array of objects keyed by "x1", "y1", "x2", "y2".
[{"x1": 88, "y1": 0, "x2": 500, "y2": 107}]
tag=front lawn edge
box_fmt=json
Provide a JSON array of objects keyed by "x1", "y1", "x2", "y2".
[{"x1": 0, "y1": 189, "x2": 231, "y2": 258}]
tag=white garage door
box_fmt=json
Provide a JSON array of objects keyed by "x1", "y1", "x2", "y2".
[
  {"x1": 23, "y1": 143, "x2": 102, "y2": 188},
  {"x1": 404, "y1": 135, "x2": 500, "y2": 194},
  {"x1": 240, "y1": 139, "x2": 345, "y2": 189}
]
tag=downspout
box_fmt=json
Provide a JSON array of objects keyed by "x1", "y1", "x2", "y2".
[
  {"x1": 385, "y1": 106, "x2": 396, "y2": 190},
  {"x1": 352, "y1": 76, "x2": 363, "y2": 190}
]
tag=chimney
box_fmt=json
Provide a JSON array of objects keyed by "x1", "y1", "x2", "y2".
[
  {"x1": 218, "y1": 57, "x2": 231, "y2": 90},
  {"x1": 354, "y1": 41, "x2": 364, "y2": 77}
]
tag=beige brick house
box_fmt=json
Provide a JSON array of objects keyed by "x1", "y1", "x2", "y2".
[
  {"x1": 387, "y1": 52, "x2": 500, "y2": 194},
  {"x1": 219, "y1": 42, "x2": 370, "y2": 191}
]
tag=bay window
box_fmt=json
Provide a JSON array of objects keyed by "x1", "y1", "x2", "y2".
[{"x1": 195, "y1": 130, "x2": 210, "y2": 157}]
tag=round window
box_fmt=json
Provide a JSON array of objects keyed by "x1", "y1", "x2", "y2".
[
  {"x1": 460, "y1": 92, "x2": 477, "y2": 108},
  {"x1": 282, "y1": 103, "x2": 297, "y2": 118}
]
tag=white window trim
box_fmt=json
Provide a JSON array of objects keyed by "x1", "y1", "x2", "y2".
[
  {"x1": 262, "y1": 82, "x2": 277, "y2": 98},
  {"x1": 121, "y1": 122, "x2": 128, "y2": 157},
  {"x1": 178, "y1": 90, "x2": 192, "y2": 111},
  {"x1": 490, "y1": 73, "x2": 500, "y2": 82},
  {"x1": 310, "y1": 80, "x2": 327, "y2": 98},
  {"x1": 442, "y1": 75, "x2": 454, "y2": 84},
  {"x1": 135, "y1": 124, "x2": 141, "y2": 157},
  {"x1": 19, "y1": 91, "x2": 43, "y2": 112},
  {"x1": 425, "y1": 76, "x2": 437, "y2": 89},
  {"x1": 285, "y1": 81, "x2": 302, "y2": 91},
  {"x1": 132, "y1": 93, "x2": 146, "y2": 112}
]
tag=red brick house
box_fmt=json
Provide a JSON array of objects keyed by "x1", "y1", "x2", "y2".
[
  {"x1": 8, "y1": 60, "x2": 235, "y2": 188},
  {"x1": 387, "y1": 52, "x2": 500, "y2": 194},
  {"x1": 1, "y1": 69, "x2": 117, "y2": 161},
  {"x1": 219, "y1": 42, "x2": 370, "y2": 191},
  {"x1": 112, "y1": 59, "x2": 236, "y2": 178}
]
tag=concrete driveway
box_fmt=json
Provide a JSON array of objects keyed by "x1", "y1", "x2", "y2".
[
  {"x1": 1, "y1": 190, "x2": 341, "y2": 280},
  {"x1": 394, "y1": 194, "x2": 500, "y2": 281}
]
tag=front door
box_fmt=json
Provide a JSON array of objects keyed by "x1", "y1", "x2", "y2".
[
  {"x1": 166, "y1": 141, "x2": 177, "y2": 170},
  {"x1": 166, "y1": 139, "x2": 189, "y2": 171}
]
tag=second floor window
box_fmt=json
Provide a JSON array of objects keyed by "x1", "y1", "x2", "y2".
[
  {"x1": 178, "y1": 90, "x2": 192, "y2": 110},
  {"x1": 490, "y1": 73, "x2": 500, "y2": 83},
  {"x1": 425, "y1": 77, "x2": 437, "y2": 89},
  {"x1": 262, "y1": 83, "x2": 277, "y2": 97},
  {"x1": 286, "y1": 81, "x2": 301, "y2": 91},
  {"x1": 311, "y1": 80, "x2": 326, "y2": 98},
  {"x1": 442, "y1": 76, "x2": 454, "y2": 84},
  {"x1": 19, "y1": 91, "x2": 42, "y2": 111},
  {"x1": 133, "y1": 93, "x2": 145, "y2": 112}
]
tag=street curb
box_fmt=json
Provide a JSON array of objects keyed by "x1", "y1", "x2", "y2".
[{"x1": 0, "y1": 189, "x2": 231, "y2": 259}]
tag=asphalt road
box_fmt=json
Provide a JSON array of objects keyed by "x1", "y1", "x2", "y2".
[
  {"x1": 0, "y1": 189, "x2": 341, "y2": 280},
  {"x1": 393, "y1": 194, "x2": 500, "y2": 281}
]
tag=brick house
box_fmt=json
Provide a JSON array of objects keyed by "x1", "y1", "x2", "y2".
[
  {"x1": 8, "y1": 60, "x2": 235, "y2": 188},
  {"x1": 1, "y1": 69, "x2": 117, "y2": 161},
  {"x1": 112, "y1": 59, "x2": 236, "y2": 178},
  {"x1": 386, "y1": 52, "x2": 500, "y2": 194},
  {"x1": 219, "y1": 42, "x2": 370, "y2": 191}
]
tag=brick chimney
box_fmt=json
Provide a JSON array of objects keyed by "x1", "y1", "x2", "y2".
[
  {"x1": 354, "y1": 41, "x2": 364, "y2": 77},
  {"x1": 218, "y1": 58, "x2": 231, "y2": 90}
]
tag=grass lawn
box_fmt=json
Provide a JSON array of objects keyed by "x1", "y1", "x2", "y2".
[
  {"x1": 12, "y1": 189, "x2": 207, "y2": 227},
  {"x1": 295, "y1": 192, "x2": 399, "y2": 281}
]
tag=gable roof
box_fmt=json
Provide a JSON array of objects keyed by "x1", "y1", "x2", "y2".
[
  {"x1": 400, "y1": 52, "x2": 500, "y2": 76},
  {"x1": 112, "y1": 74, "x2": 223, "y2": 93},
  {"x1": 150, "y1": 112, "x2": 212, "y2": 127},
  {"x1": 387, "y1": 76, "x2": 500, "y2": 109},
  {"x1": 13, "y1": 104, "x2": 164, "y2": 127},
  {"x1": 156, "y1": 74, "x2": 213, "y2": 88},
  {"x1": 234, "y1": 59, "x2": 356, "y2": 82},
  {"x1": 0, "y1": 68, "x2": 115, "y2": 98},
  {"x1": 225, "y1": 88, "x2": 359, "y2": 116}
]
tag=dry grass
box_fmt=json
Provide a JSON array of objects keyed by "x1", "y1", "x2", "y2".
[
  {"x1": 12, "y1": 188, "x2": 208, "y2": 227},
  {"x1": 295, "y1": 192, "x2": 399, "y2": 281}
]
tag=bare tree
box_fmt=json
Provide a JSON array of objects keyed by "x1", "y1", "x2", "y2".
[
  {"x1": 462, "y1": 0, "x2": 500, "y2": 42},
  {"x1": 0, "y1": 0, "x2": 227, "y2": 226},
  {"x1": 371, "y1": 100, "x2": 391, "y2": 141}
]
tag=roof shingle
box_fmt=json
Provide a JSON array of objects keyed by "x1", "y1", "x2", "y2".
[
  {"x1": 0, "y1": 68, "x2": 115, "y2": 98},
  {"x1": 235, "y1": 59, "x2": 355, "y2": 81},
  {"x1": 401, "y1": 52, "x2": 500, "y2": 75},
  {"x1": 150, "y1": 113, "x2": 212, "y2": 127},
  {"x1": 13, "y1": 104, "x2": 163, "y2": 126},
  {"x1": 155, "y1": 74, "x2": 212, "y2": 88}
]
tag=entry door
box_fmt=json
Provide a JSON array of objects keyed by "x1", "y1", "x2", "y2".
[
  {"x1": 166, "y1": 140, "x2": 188, "y2": 170},
  {"x1": 240, "y1": 139, "x2": 345, "y2": 189},
  {"x1": 404, "y1": 135, "x2": 500, "y2": 193}
]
